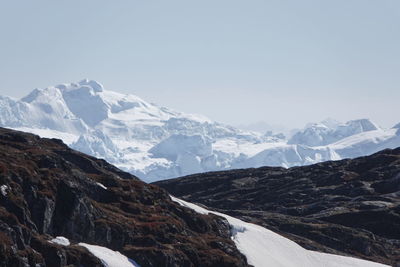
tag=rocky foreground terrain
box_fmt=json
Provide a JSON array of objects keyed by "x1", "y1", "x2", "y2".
[
  {"x1": 0, "y1": 127, "x2": 249, "y2": 266},
  {"x1": 156, "y1": 148, "x2": 400, "y2": 266}
]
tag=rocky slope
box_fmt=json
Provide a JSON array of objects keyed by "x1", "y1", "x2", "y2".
[
  {"x1": 0, "y1": 127, "x2": 249, "y2": 267},
  {"x1": 1, "y1": 80, "x2": 399, "y2": 182},
  {"x1": 155, "y1": 148, "x2": 400, "y2": 266}
]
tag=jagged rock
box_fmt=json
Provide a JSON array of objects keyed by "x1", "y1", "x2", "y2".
[{"x1": 0, "y1": 127, "x2": 249, "y2": 267}]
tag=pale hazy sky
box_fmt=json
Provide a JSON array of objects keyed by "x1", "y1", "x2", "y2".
[{"x1": 0, "y1": 0, "x2": 399, "y2": 129}]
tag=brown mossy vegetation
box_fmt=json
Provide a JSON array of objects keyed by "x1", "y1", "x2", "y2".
[{"x1": 0, "y1": 127, "x2": 249, "y2": 267}]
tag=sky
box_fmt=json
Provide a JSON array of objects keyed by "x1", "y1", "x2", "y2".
[{"x1": 0, "y1": 0, "x2": 399, "y2": 130}]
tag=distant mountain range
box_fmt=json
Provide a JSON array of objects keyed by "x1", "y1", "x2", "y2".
[{"x1": 1, "y1": 79, "x2": 399, "y2": 182}]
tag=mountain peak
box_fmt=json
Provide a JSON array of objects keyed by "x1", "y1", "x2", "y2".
[
  {"x1": 78, "y1": 79, "x2": 104, "y2": 92},
  {"x1": 54, "y1": 79, "x2": 104, "y2": 93},
  {"x1": 289, "y1": 118, "x2": 381, "y2": 147},
  {"x1": 320, "y1": 118, "x2": 341, "y2": 129},
  {"x1": 344, "y1": 118, "x2": 379, "y2": 131},
  {"x1": 21, "y1": 87, "x2": 64, "y2": 103}
]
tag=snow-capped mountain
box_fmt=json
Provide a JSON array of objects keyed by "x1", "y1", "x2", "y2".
[
  {"x1": 288, "y1": 118, "x2": 380, "y2": 146},
  {"x1": 1, "y1": 79, "x2": 399, "y2": 182}
]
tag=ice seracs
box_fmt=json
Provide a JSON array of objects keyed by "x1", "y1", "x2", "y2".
[
  {"x1": 0, "y1": 80, "x2": 399, "y2": 182},
  {"x1": 288, "y1": 122, "x2": 333, "y2": 146},
  {"x1": 72, "y1": 129, "x2": 121, "y2": 163}
]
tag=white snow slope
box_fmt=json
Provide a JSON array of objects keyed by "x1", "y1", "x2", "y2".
[
  {"x1": 79, "y1": 243, "x2": 140, "y2": 267},
  {"x1": 171, "y1": 197, "x2": 388, "y2": 267},
  {"x1": 48, "y1": 237, "x2": 140, "y2": 267},
  {"x1": 1, "y1": 79, "x2": 399, "y2": 182}
]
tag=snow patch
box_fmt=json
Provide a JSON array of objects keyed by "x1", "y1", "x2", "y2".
[
  {"x1": 96, "y1": 182, "x2": 107, "y2": 190},
  {"x1": 79, "y1": 243, "x2": 140, "y2": 267},
  {"x1": 0, "y1": 185, "x2": 9, "y2": 196},
  {"x1": 50, "y1": 236, "x2": 70, "y2": 246}
]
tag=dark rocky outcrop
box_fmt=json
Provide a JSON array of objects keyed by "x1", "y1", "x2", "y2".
[
  {"x1": 155, "y1": 148, "x2": 400, "y2": 266},
  {"x1": 0, "y1": 127, "x2": 249, "y2": 267}
]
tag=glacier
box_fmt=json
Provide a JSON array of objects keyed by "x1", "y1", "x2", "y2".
[{"x1": 1, "y1": 79, "x2": 399, "y2": 182}]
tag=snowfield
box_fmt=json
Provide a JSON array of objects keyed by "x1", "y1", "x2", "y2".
[
  {"x1": 48, "y1": 236, "x2": 140, "y2": 267},
  {"x1": 79, "y1": 243, "x2": 140, "y2": 267},
  {"x1": 1, "y1": 79, "x2": 399, "y2": 182},
  {"x1": 50, "y1": 236, "x2": 70, "y2": 246},
  {"x1": 171, "y1": 197, "x2": 388, "y2": 267}
]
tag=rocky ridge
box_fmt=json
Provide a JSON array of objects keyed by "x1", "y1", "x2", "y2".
[
  {"x1": 0, "y1": 127, "x2": 249, "y2": 267},
  {"x1": 155, "y1": 148, "x2": 400, "y2": 266}
]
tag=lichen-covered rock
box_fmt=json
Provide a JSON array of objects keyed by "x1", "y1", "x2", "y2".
[{"x1": 0, "y1": 127, "x2": 249, "y2": 267}]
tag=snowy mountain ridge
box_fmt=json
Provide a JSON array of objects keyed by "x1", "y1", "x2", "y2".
[
  {"x1": 288, "y1": 118, "x2": 381, "y2": 146},
  {"x1": 1, "y1": 79, "x2": 399, "y2": 182}
]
